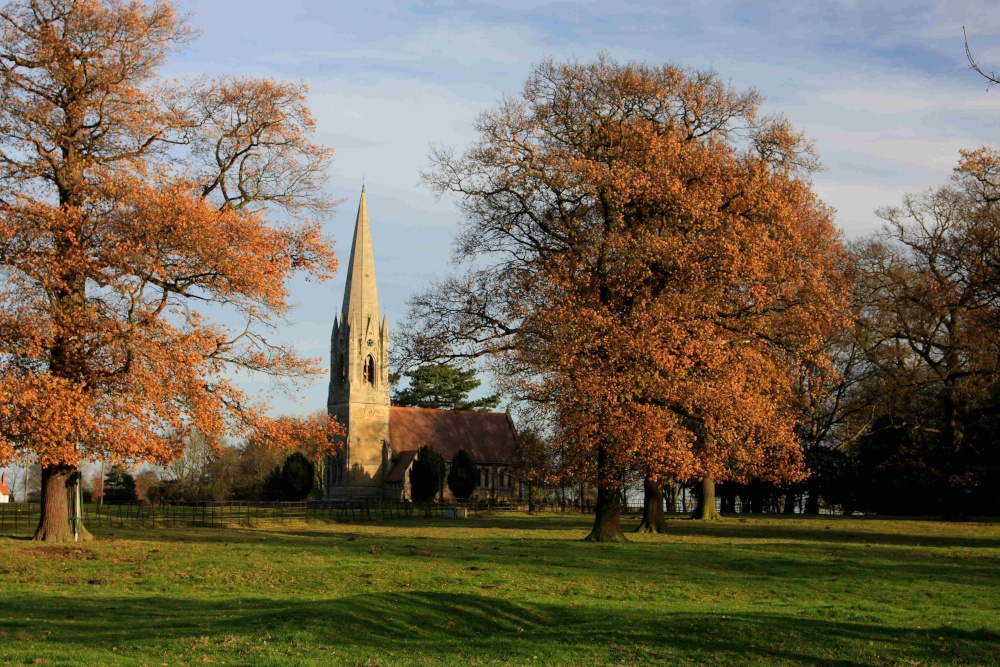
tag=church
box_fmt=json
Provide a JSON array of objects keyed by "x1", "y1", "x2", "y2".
[{"x1": 323, "y1": 188, "x2": 519, "y2": 501}]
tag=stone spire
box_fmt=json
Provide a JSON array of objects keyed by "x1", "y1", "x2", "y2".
[
  {"x1": 327, "y1": 186, "x2": 391, "y2": 499},
  {"x1": 340, "y1": 185, "x2": 380, "y2": 329}
]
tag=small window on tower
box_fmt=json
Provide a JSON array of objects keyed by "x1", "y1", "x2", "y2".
[
  {"x1": 365, "y1": 355, "x2": 376, "y2": 386},
  {"x1": 339, "y1": 354, "x2": 346, "y2": 384}
]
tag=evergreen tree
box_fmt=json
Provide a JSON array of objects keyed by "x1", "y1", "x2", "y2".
[
  {"x1": 280, "y1": 452, "x2": 315, "y2": 501},
  {"x1": 410, "y1": 446, "x2": 445, "y2": 503},
  {"x1": 261, "y1": 466, "x2": 284, "y2": 501},
  {"x1": 103, "y1": 465, "x2": 138, "y2": 504},
  {"x1": 446, "y1": 449, "x2": 479, "y2": 500},
  {"x1": 261, "y1": 452, "x2": 314, "y2": 501},
  {"x1": 392, "y1": 364, "x2": 500, "y2": 411}
]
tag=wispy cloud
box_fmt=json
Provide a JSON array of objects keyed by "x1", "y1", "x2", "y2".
[{"x1": 171, "y1": 0, "x2": 1000, "y2": 415}]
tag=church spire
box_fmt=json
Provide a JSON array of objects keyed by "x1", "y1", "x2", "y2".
[
  {"x1": 340, "y1": 185, "x2": 380, "y2": 328},
  {"x1": 327, "y1": 186, "x2": 391, "y2": 499}
]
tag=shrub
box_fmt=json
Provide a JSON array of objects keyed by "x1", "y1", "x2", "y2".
[
  {"x1": 410, "y1": 446, "x2": 445, "y2": 503},
  {"x1": 103, "y1": 465, "x2": 138, "y2": 504},
  {"x1": 261, "y1": 452, "x2": 315, "y2": 501},
  {"x1": 446, "y1": 449, "x2": 478, "y2": 500}
]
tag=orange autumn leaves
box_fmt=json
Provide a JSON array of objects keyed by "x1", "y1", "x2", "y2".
[
  {"x1": 0, "y1": 0, "x2": 341, "y2": 471},
  {"x1": 416, "y1": 57, "x2": 851, "y2": 492},
  {"x1": 536, "y1": 135, "x2": 848, "y2": 487}
]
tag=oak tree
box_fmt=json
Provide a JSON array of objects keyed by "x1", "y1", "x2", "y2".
[
  {"x1": 402, "y1": 57, "x2": 851, "y2": 540},
  {"x1": 851, "y1": 150, "x2": 1000, "y2": 515},
  {"x1": 0, "y1": 0, "x2": 341, "y2": 541}
]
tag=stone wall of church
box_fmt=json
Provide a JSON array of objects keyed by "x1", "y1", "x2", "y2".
[{"x1": 330, "y1": 403, "x2": 390, "y2": 497}]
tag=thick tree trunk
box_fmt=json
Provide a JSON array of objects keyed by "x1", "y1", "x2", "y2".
[
  {"x1": 941, "y1": 387, "x2": 971, "y2": 519},
  {"x1": 635, "y1": 478, "x2": 667, "y2": 533},
  {"x1": 34, "y1": 464, "x2": 92, "y2": 542},
  {"x1": 584, "y1": 483, "x2": 627, "y2": 542},
  {"x1": 692, "y1": 477, "x2": 722, "y2": 520}
]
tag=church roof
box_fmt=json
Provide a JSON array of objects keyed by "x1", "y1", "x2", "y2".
[
  {"x1": 0, "y1": 473, "x2": 10, "y2": 497},
  {"x1": 384, "y1": 449, "x2": 418, "y2": 483},
  {"x1": 339, "y1": 186, "x2": 380, "y2": 329},
  {"x1": 388, "y1": 406, "x2": 518, "y2": 464}
]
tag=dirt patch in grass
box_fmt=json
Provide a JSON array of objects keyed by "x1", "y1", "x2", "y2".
[{"x1": 24, "y1": 546, "x2": 96, "y2": 560}]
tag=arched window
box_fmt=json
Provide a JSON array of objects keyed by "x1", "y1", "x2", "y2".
[
  {"x1": 338, "y1": 354, "x2": 346, "y2": 384},
  {"x1": 364, "y1": 355, "x2": 376, "y2": 386}
]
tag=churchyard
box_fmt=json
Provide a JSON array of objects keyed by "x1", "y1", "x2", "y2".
[{"x1": 1, "y1": 513, "x2": 998, "y2": 667}]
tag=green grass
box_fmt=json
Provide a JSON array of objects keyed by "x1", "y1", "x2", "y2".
[{"x1": 2, "y1": 513, "x2": 998, "y2": 666}]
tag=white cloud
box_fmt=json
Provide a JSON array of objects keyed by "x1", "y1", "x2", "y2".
[
  {"x1": 160, "y1": 0, "x2": 1000, "y2": 416},
  {"x1": 813, "y1": 181, "x2": 913, "y2": 238}
]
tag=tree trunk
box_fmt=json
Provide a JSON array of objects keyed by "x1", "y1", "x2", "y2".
[
  {"x1": 584, "y1": 483, "x2": 627, "y2": 542},
  {"x1": 34, "y1": 464, "x2": 92, "y2": 542},
  {"x1": 665, "y1": 483, "x2": 678, "y2": 513},
  {"x1": 635, "y1": 478, "x2": 667, "y2": 533},
  {"x1": 941, "y1": 386, "x2": 970, "y2": 519},
  {"x1": 721, "y1": 487, "x2": 736, "y2": 513},
  {"x1": 584, "y1": 445, "x2": 627, "y2": 542},
  {"x1": 783, "y1": 491, "x2": 797, "y2": 514},
  {"x1": 527, "y1": 482, "x2": 535, "y2": 514},
  {"x1": 804, "y1": 488, "x2": 819, "y2": 514},
  {"x1": 692, "y1": 477, "x2": 722, "y2": 520}
]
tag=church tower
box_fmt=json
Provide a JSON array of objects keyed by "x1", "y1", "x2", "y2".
[{"x1": 326, "y1": 187, "x2": 391, "y2": 498}]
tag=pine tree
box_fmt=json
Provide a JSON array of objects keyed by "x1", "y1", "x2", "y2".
[
  {"x1": 392, "y1": 364, "x2": 500, "y2": 411},
  {"x1": 103, "y1": 465, "x2": 138, "y2": 505}
]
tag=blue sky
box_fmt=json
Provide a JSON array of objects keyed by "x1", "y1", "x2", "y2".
[
  {"x1": 169, "y1": 0, "x2": 1000, "y2": 417},
  {"x1": 6, "y1": 1, "x2": 999, "y2": 492}
]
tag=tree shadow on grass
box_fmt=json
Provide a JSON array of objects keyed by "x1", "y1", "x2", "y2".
[
  {"x1": 663, "y1": 517, "x2": 1000, "y2": 550},
  {"x1": 56, "y1": 521, "x2": 1000, "y2": 594},
  {"x1": 66, "y1": 513, "x2": 1000, "y2": 551},
  {"x1": 1, "y1": 591, "x2": 996, "y2": 666}
]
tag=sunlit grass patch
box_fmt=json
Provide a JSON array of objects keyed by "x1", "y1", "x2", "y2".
[{"x1": 2, "y1": 513, "x2": 998, "y2": 666}]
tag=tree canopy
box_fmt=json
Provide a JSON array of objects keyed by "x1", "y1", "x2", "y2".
[
  {"x1": 102, "y1": 464, "x2": 137, "y2": 504},
  {"x1": 392, "y1": 363, "x2": 500, "y2": 411},
  {"x1": 0, "y1": 0, "x2": 341, "y2": 541},
  {"x1": 446, "y1": 449, "x2": 478, "y2": 500},
  {"x1": 409, "y1": 446, "x2": 445, "y2": 504},
  {"x1": 400, "y1": 56, "x2": 851, "y2": 540},
  {"x1": 262, "y1": 452, "x2": 315, "y2": 502}
]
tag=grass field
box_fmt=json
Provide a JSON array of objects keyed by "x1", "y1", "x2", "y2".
[{"x1": 1, "y1": 513, "x2": 998, "y2": 667}]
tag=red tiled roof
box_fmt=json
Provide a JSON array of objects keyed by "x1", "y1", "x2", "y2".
[
  {"x1": 388, "y1": 406, "x2": 517, "y2": 464},
  {"x1": 385, "y1": 449, "x2": 417, "y2": 483},
  {"x1": 0, "y1": 472, "x2": 10, "y2": 497}
]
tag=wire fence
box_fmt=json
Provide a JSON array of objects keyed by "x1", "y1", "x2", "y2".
[
  {"x1": 0, "y1": 502, "x2": 38, "y2": 532},
  {"x1": 0, "y1": 493, "x2": 831, "y2": 533},
  {"x1": 0, "y1": 499, "x2": 418, "y2": 531},
  {"x1": 0, "y1": 498, "x2": 617, "y2": 532}
]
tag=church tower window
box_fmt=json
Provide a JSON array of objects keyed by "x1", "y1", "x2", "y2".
[{"x1": 364, "y1": 354, "x2": 376, "y2": 386}]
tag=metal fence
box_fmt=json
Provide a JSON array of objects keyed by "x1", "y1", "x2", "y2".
[
  {"x1": 0, "y1": 502, "x2": 37, "y2": 532},
  {"x1": 0, "y1": 499, "x2": 419, "y2": 531}
]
